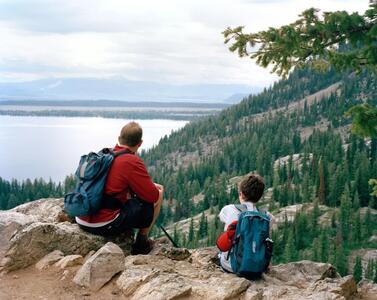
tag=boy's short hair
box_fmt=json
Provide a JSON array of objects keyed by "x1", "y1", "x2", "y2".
[
  {"x1": 239, "y1": 174, "x2": 265, "y2": 203},
  {"x1": 119, "y1": 122, "x2": 143, "y2": 147}
]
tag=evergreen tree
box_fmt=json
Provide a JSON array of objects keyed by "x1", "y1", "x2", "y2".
[
  {"x1": 198, "y1": 212, "x2": 208, "y2": 239},
  {"x1": 7, "y1": 194, "x2": 19, "y2": 209},
  {"x1": 340, "y1": 185, "x2": 352, "y2": 244},
  {"x1": 363, "y1": 208, "x2": 372, "y2": 239},
  {"x1": 351, "y1": 211, "x2": 362, "y2": 246},
  {"x1": 188, "y1": 218, "x2": 194, "y2": 246},
  {"x1": 283, "y1": 229, "x2": 297, "y2": 262},
  {"x1": 318, "y1": 158, "x2": 326, "y2": 205},
  {"x1": 319, "y1": 228, "x2": 329, "y2": 263},
  {"x1": 173, "y1": 226, "x2": 180, "y2": 247},
  {"x1": 223, "y1": 3, "x2": 377, "y2": 76},
  {"x1": 181, "y1": 233, "x2": 187, "y2": 248},
  {"x1": 312, "y1": 238, "x2": 320, "y2": 262},
  {"x1": 353, "y1": 256, "x2": 363, "y2": 283},
  {"x1": 334, "y1": 242, "x2": 348, "y2": 276},
  {"x1": 310, "y1": 201, "x2": 320, "y2": 239},
  {"x1": 366, "y1": 259, "x2": 374, "y2": 280},
  {"x1": 353, "y1": 190, "x2": 360, "y2": 210}
]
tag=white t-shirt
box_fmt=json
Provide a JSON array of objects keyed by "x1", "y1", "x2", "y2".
[{"x1": 218, "y1": 202, "x2": 273, "y2": 272}]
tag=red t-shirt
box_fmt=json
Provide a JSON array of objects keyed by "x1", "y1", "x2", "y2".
[{"x1": 77, "y1": 144, "x2": 159, "y2": 223}]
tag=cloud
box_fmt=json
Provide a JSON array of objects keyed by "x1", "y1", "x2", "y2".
[{"x1": 0, "y1": 0, "x2": 369, "y2": 87}]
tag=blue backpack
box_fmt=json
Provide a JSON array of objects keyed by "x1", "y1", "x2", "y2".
[
  {"x1": 229, "y1": 204, "x2": 273, "y2": 279},
  {"x1": 64, "y1": 148, "x2": 130, "y2": 217}
]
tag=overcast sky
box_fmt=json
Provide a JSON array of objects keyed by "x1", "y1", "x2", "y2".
[{"x1": 0, "y1": 0, "x2": 369, "y2": 88}]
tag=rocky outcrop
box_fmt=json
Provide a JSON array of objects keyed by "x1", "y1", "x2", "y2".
[
  {"x1": 0, "y1": 198, "x2": 133, "y2": 273},
  {"x1": 114, "y1": 247, "x2": 358, "y2": 300},
  {"x1": 1, "y1": 198, "x2": 376, "y2": 299},
  {"x1": 0, "y1": 221, "x2": 105, "y2": 272},
  {"x1": 73, "y1": 242, "x2": 125, "y2": 291},
  {"x1": 116, "y1": 253, "x2": 250, "y2": 300}
]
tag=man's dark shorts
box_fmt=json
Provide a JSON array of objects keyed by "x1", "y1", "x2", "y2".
[{"x1": 78, "y1": 198, "x2": 154, "y2": 236}]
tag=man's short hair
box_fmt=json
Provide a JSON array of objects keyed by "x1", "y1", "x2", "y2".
[
  {"x1": 119, "y1": 122, "x2": 143, "y2": 147},
  {"x1": 239, "y1": 174, "x2": 265, "y2": 203}
]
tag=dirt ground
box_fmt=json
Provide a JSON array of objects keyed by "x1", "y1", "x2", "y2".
[
  {"x1": 1, "y1": 264, "x2": 377, "y2": 300},
  {"x1": 0, "y1": 265, "x2": 122, "y2": 300}
]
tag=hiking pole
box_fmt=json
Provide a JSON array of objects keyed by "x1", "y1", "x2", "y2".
[{"x1": 159, "y1": 225, "x2": 179, "y2": 248}]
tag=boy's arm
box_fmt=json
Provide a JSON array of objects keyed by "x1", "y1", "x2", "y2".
[{"x1": 219, "y1": 206, "x2": 227, "y2": 223}]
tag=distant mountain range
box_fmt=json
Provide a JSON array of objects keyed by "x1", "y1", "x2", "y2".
[{"x1": 0, "y1": 77, "x2": 261, "y2": 103}]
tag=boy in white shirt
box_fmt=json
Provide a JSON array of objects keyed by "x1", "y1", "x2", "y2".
[{"x1": 218, "y1": 174, "x2": 273, "y2": 272}]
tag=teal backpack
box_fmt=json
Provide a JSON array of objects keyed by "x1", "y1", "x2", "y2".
[
  {"x1": 64, "y1": 148, "x2": 130, "y2": 217},
  {"x1": 229, "y1": 204, "x2": 273, "y2": 279}
]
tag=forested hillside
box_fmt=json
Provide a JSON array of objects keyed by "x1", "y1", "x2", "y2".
[
  {"x1": 143, "y1": 68, "x2": 376, "y2": 218},
  {"x1": 141, "y1": 67, "x2": 377, "y2": 277}
]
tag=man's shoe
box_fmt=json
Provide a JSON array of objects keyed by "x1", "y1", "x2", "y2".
[{"x1": 131, "y1": 237, "x2": 154, "y2": 255}]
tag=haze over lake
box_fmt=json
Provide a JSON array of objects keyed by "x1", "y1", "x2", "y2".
[{"x1": 0, "y1": 116, "x2": 187, "y2": 182}]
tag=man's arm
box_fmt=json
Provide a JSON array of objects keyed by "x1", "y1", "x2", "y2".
[{"x1": 128, "y1": 158, "x2": 159, "y2": 203}]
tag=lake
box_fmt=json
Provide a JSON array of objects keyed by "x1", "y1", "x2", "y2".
[{"x1": 0, "y1": 116, "x2": 188, "y2": 182}]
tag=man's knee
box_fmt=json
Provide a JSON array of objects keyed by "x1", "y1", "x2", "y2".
[{"x1": 155, "y1": 196, "x2": 164, "y2": 208}]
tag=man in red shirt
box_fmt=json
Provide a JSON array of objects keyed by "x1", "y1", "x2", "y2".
[{"x1": 76, "y1": 122, "x2": 164, "y2": 254}]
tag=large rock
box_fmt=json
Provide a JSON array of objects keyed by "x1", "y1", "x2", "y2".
[
  {"x1": 267, "y1": 260, "x2": 339, "y2": 287},
  {"x1": 35, "y1": 250, "x2": 64, "y2": 270},
  {"x1": 10, "y1": 198, "x2": 66, "y2": 223},
  {"x1": 73, "y1": 242, "x2": 125, "y2": 291},
  {"x1": 358, "y1": 280, "x2": 377, "y2": 300},
  {"x1": 0, "y1": 211, "x2": 37, "y2": 262},
  {"x1": 115, "y1": 247, "x2": 358, "y2": 300},
  {"x1": 55, "y1": 255, "x2": 83, "y2": 269},
  {"x1": 308, "y1": 275, "x2": 357, "y2": 300},
  {"x1": 1, "y1": 198, "x2": 134, "y2": 273},
  {"x1": 0, "y1": 221, "x2": 105, "y2": 273},
  {"x1": 104, "y1": 230, "x2": 135, "y2": 256},
  {"x1": 117, "y1": 253, "x2": 251, "y2": 300}
]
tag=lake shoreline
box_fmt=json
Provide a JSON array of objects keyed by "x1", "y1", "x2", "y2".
[
  {"x1": 0, "y1": 116, "x2": 188, "y2": 182},
  {"x1": 0, "y1": 100, "x2": 228, "y2": 120}
]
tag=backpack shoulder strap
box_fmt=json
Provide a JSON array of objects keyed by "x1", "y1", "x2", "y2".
[
  {"x1": 113, "y1": 148, "x2": 133, "y2": 157},
  {"x1": 234, "y1": 204, "x2": 247, "y2": 212}
]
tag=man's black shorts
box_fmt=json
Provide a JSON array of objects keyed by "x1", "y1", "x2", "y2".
[{"x1": 78, "y1": 198, "x2": 154, "y2": 236}]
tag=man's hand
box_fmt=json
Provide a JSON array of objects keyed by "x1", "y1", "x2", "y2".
[
  {"x1": 154, "y1": 183, "x2": 164, "y2": 191},
  {"x1": 154, "y1": 183, "x2": 164, "y2": 207}
]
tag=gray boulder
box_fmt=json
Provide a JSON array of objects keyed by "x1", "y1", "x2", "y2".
[
  {"x1": 0, "y1": 211, "x2": 37, "y2": 262},
  {"x1": 10, "y1": 198, "x2": 67, "y2": 223},
  {"x1": 0, "y1": 221, "x2": 105, "y2": 273},
  {"x1": 73, "y1": 242, "x2": 125, "y2": 291}
]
